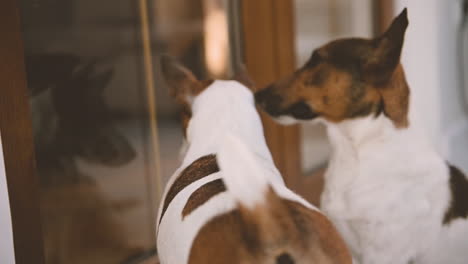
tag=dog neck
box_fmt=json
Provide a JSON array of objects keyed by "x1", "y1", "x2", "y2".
[
  {"x1": 321, "y1": 114, "x2": 418, "y2": 189},
  {"x1": 324, "y1": 113, "x2": 410, "y2": 150},
  {"x1": 182, "y1": 81, "x2": 273, "y2": 166}
]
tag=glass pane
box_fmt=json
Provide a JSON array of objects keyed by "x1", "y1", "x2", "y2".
[
  {"x1": 20, "y1": 0, "x2": 235, "y2": 262},
  {"x1": 294, "y1": 0, "x2": 374, "y2": 174}
]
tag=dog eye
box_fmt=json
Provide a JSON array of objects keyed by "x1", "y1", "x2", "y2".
[{"x1": 305, "y1": 68, "x2": 327, "y2": 86}]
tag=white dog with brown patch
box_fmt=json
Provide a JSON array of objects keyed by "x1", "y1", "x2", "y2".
[
  {"x1": 256, "y1": 8, "x2": 468, "y2": 264},
  {"x1": 155, "y1": 56, "x2": 351, "y2": 264}
]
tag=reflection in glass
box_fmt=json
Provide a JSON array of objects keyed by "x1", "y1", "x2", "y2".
[{"x1": 21, "y1": 0, "x2": 234, "y2": 263}]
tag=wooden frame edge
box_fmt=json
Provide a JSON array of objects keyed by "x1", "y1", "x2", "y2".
[
  {"x1": 240, "y1": 0, "x2": 301, "y2": 188},
  {"x1": 0, "y1": 0, "x2": 45, "y2": 263},
  {"x1": 374, "y1": 0, "x2": 395, "y2": 35}
]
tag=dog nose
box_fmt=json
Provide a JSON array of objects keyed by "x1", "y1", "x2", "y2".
[
  {"x1": 255, "y1": 85, "x2": 277, "y2": 104},
  {"x1": 254, "y1": 87, "x2": 268, "y2": 104},
  {"x1": 287, "y1": 101, "x2": 318, "y2": 120},
  {"x1": 254, "y1": 86, "x2": 284, "y2": 116}
]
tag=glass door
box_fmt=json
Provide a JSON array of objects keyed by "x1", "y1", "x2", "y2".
[{"x1": 19, "y1": 0, "x2": 236, "y2": 263}]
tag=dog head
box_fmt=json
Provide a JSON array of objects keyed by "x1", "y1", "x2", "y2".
[
  {"x1": 52, "y1": 60, "x2": 136, "y2": 166},
  {"x1": 256, "y1": 9, "x2": 410, "y2": 128},
  {"x1": 160, "y1": 55, "x2": 254, "y2": 136}
]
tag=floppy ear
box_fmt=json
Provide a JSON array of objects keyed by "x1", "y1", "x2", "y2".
[
  {"x1": 160, "y1": 54, "x2": 202, "y2": 103},
  {"x1": 364, "y1": 8, "x2": 408, "y2": 85},
  {"x1": 232, "y1": 64, "x2": 255, "y2": 90}
]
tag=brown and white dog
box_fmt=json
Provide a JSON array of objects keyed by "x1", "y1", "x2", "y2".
[
  {"x1": 255, "y1": 8, "x2": 468, "y2": 264},
  {"x1": 155, "y1": 56, "x2": 352, "y2": 264}
]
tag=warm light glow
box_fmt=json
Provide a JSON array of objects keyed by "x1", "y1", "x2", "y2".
[{"x1": 203, "y1": 0, "x2": 229, "y2": 77}]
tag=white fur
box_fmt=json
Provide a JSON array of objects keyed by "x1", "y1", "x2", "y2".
[
  {"x1": 156, "y1": 81, "x2": 317, "y2": 264},
  {"x1": 320, "y1": 114, "x2": 468, "y2": 264},
  {"x1": 217, "y1": 134, "x2": 275, "y2": 209},
  {"x1": 275, "y1": 115, "x2": 299, "y2": 126}
]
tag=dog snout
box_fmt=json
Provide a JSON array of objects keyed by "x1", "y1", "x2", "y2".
[
  {"x1": 254, "y1": 88, "x2": 269, "y2": 107},
  {"x1": 255, "y1": 86, "x2": 284, "y2": 117},
  {"x1": 287, "y1": 101, "x2": 318, "y2": 120}
]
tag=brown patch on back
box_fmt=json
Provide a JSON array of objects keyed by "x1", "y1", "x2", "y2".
[
  {"x1": 159, "y1": 154, "x2": 219, "y2": 223},
  {"x1": 188, "y1": 209, "x2": 253, "y2": 264},
  {"x1": 286, "y1": 201, "x2": 351, "y2": 263},
  {"x1": 182, "y1": 178, "x2": 226, "y2": 218},
  {"x1": 188, "y1": 190, "x2": 352, "y2": 264},
  {"x1": 444, "y1": 163, "x2": 468, "y2": 225}
]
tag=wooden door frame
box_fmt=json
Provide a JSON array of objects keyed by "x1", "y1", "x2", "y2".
[
  {"x1": 240, "y1": 0, "x2": 301, "y2": 189},
  {"x1": 0, "y1": 0, "x2": 45, "y2": 263},
  {"x1": 241, "y1": 0, "x2": 394, "y2": 205},
  {"x1": 374, "y1": 0, "x2": 395, "y2": 35}
]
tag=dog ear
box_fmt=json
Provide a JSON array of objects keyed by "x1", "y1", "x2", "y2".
[
  {"x1": 232, "y1": 64, "x2": 255, "y2": 90},
  {"x1": 378, "y1": 64, "x2": 410, "y2": 128},
  {"x1": 160, "y1": 54, "x2": 203, "y2": 103},
  {"x1": 365, "y1": 9, "x2": 410, "y2": 128},
  {"x1": 160, "y1": 55, "x2": 210, "y2": 137},
  {"x1": 364, "y1": 8, "x2": 408, "y2": 85}
]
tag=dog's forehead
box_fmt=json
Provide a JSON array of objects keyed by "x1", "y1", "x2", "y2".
[
  {"x1": 325, "y1": 38, "x2": 372, "y2": 57},
  {"x1": 308, "y1": 38, "x2": 374, "y2": 71}
]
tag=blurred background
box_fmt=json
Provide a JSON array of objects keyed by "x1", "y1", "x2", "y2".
[{"x1": 3, "y1": 0, "x2": 466, "y2": 263}]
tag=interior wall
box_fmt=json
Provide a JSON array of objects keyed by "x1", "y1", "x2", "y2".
[
  {"x1": 393, "y1": 1, "x2": 442, "y2": 143},
  {"x1": 394, "y1": 0, "x2": 468, "y2": 173},
  {"x1": 0, "y1": 133, "x2": 15, "y2": 264}
]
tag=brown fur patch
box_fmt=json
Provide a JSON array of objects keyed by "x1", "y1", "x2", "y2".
[
  {"x1": 256, "y1": 55, "x2": 409, "y2": 128},
  {"x1": 174, "y1": 79, "x2": 214, "y2": 136},
  {"x1": 188, "y1": 209, "x2": 253, "y2": 264},
  {"x1": 188, "y1": 189, "x2": 351, "y2": 264},
  {"x1": 182, "y1": 178, "x2": 226, "y2": 218},
  {"x1": 287, "y1": 201, "x2": 351, "y2": 263},
  {"x1": 443, "y1": 164, "x2": 468, "y2": 225},
  {"x1": 159, "y1": 154, "x2": 219, "y2": 223},
  {"x1": 256, "y1": 62, "x2": 382, "y2": 123},
  {"x1": 375, "y1": 64, "x2": 409, "y2": 128},
  {"x1": 160, "y1": 55, "x2": 214, "y2": 136}
]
